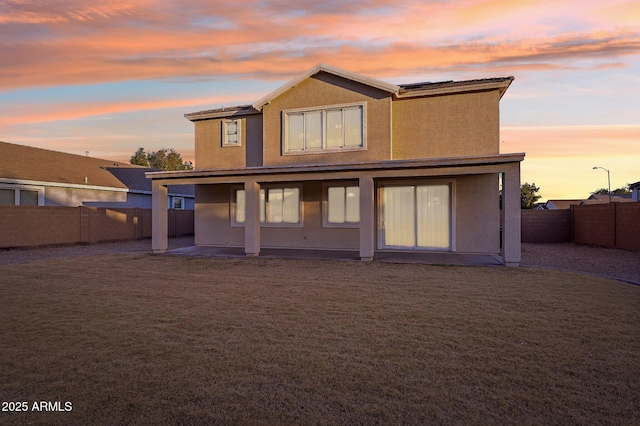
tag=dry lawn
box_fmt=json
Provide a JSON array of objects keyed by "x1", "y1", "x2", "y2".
[{"x1": 0, "y1": 254, "x2": 639, "y2": 425}]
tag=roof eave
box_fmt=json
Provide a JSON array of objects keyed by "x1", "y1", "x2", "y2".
[
  {"x1": 184, "y1": 106, "x2": 260, "y2": 122},
  {"x1": 252, "y1": 63, "x2": 400, "y2": 111},
  {"x1": 396, "y1": 77, "x2": 515, "y2": 100}
]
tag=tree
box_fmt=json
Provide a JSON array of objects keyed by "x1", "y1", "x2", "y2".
[
  {"x1": 129, "y1": 147, "x2": 193, "y2": 171},
  {"x1": 613, "y1": 185, "x2": 632, "y2": 195},
  {"x1": 591, "y1": 185, "x2": 631, "y2": 196},
  {"x1": 521, "y1": 182, "x2": 541, "y2": 209},
  {"x1": 130, "y1": 147, "x2": 149, "y2": 167}
]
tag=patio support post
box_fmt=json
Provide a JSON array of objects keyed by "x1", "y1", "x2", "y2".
[
  {"x1": 502, "y1": 163, "x2": 521, "y2": 267},
  {"x1": 359, "y1": 175, "x2": 375, "y2": 261},
  {"x1": 152, "y1": 180, "x2": 168, "y2": 254},
  {"x1": 244, "y1": 180, "x2": 261, "y2": 257}
]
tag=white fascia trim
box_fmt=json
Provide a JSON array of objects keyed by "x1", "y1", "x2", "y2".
[
  {"x1": 252, "y1": 63, "x2": 399, "y2": 111},
  {"x1": 184, "y1": 106, "x2": 259, "y2": 122},
  {"x1": 396, "y1": 79, "x2": 514, "y2": 100},
  {"x1": 0, "y1": 178, "x2": 129, "y2": 193},
  {"x1": 127, "y1": 189, "x2": 194, "y2": 198}
]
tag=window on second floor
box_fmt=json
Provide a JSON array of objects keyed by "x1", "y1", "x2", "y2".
[
  {"x1": 222, "y1": 119, "x2": 241, "y2": 147},
  {"x1": 283, "y1": 103, "x2": 365, "y2": 154}
]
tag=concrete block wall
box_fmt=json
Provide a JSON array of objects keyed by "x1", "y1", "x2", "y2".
[
  {"x1": 572, "y1": 204, "x2": 616, "y2": 248},
  {"x1": 0, "y1": 206, "x2": 81, "y2": 248},
  {"x1": 616, "y1": 203, "x2": 640, "y2": 251},
  {"x1": 520, "y1": 204, "x2": 639, "y2": 251},
  {"x1": 572, "y1": 203, "x2": 640, "y2": 251},
  {"x1": 169, "y1": 209, "x2": 195, "y2": 238},
  {"x1": 0, "y1": 206, "x2": 193, "y2": 249},
  {"x1": 521, "y1": 210, "x2": 571, "y2": 243}
]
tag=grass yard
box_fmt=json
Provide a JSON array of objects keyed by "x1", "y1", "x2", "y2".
[{"x1": 1, "y1": 254, "x2": 639, "y2": 425}]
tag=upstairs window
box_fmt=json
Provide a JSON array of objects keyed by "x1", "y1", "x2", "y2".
[
  {"x1": 222, "y1": 119, "x2": 241, "y2": 147},
  {"x1": 284, "y1": 103, "x2": 365, "y2": 154}
]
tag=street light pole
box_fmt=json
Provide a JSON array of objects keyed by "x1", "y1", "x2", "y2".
[{"x1": 592, "y1": 166, "x2": 611, "y2": 203}]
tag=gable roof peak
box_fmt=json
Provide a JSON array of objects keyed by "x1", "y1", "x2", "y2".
[{"x1": 252, "y1": 63, "x2": 400, "y2": 111}]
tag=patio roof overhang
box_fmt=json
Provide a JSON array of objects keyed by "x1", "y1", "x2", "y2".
[{"x1": 146, "y1": 153, "x2": 525, "y2": 186}]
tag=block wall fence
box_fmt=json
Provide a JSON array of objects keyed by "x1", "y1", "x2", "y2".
[
  {"x1": 0, "y1": 206, "x2": 193, "y2": 249},
  {"x1": 2, "y1": 204, "x2": 637, "y2": 251},
  {"x1": 522, "y1": 203, "x2": 640, "y2": 251}
]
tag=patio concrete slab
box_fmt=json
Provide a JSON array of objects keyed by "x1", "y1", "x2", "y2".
[{"x1": 165, "y1": 246, "x2": 504, "y2": 266}]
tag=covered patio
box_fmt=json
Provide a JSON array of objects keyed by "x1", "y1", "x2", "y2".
[{"x1": 147, "y1": 153, "x2": 523, "y2": 266}]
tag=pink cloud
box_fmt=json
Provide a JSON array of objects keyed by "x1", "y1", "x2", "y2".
[
  {"x1": 0, "y1": 94, "x2": 248, "y2": 129},
  {"x1": 1, "y1": 0, "x2": 638, "y2": 91}
]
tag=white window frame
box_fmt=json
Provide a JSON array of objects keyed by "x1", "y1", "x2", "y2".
[
  {"x1": 222, "y1": 119, "x2": 242, "y2": 147},
  {"x1": 377, "y1": 179, "x2": 456, "y2": 251},
  {"x1": 282, "y1": 102, "x2": 366, "y2": 155},
  {"x1": 231, "y1": 183, "x2": 303, "y2": 228},
  {"x1": 171, "y1": 197, "x2": 185, "y2": 210},
  {"x1": 322, "y1": 182, "x2": 360, "y2": 228},
  {"x1": 0, "y1": 184, "x2": 45, "y2": 206}
]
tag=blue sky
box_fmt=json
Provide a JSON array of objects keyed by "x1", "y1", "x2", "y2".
[{"x1": 1, "y1": 0, "x2": 638, "y2": 200}]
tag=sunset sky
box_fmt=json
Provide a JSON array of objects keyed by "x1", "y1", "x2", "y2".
[{"x1": 1, "y1": 0, "x2": 638, "y2": 201}]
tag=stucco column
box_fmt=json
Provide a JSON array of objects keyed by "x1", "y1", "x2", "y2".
[
  {"x1": 244, "y1": 180, "x2": 261, "y2": 257},
  {"x1": 152, "y1": 180, "x2": 168, "y2": 254},
  {"x1": 359, "y1": 175, "x2": 375, "y2": 261},
  {"x1": 502, "y1": 164, "x2": 521, "y2": 267}
]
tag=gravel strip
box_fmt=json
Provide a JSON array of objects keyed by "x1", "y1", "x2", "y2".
[
  {"x1": 0, "y1": 237, "x2": 194, "y2": 266},
  {"x1": 522, "y1": 243, "x2": 640, "y2": 284},
  {"x1": 2, "y1": 238, "x2": 638, "y2": 284}
]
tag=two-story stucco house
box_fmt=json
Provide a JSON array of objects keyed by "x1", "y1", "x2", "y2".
[{"x1": 148, "y1": 64, "x2": 524, "y2": 266}]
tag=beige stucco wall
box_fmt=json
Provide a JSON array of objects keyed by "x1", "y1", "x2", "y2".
[
  {"x1": 392, "y1": 90, "x2": 501, "y2": 160},
  {"x1": 194, "y1": 114, "x2": 263, "y2": 170},
  {"x1": 195, "y1": 174, "x2": 499, "y2": 253},
  {"x1": 262, "y1": 72, "x2": 392, "y2": 166},
  {"x1": 454, "y1": 174, "x2": 500, "y2": 253},
  {"x1": 194, "y1": 182, "x2": 359, "y2": 250},
  {"x1": 194, "y1": 184, "x2": 243, "y2": 246},
  {"x1": 193, "y1": 76, "x2": 502, "y2": 170}
]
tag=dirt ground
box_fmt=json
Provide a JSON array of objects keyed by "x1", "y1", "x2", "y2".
[
  {"x1": 0, "y1": 249, "x2": 639, "y2": 424},
  {"x1": 522, "y1": 243, "x2": 640, "y2": 284},
  {"x1": 1, "y1": 238, "x2": 638, "y2": 284}
]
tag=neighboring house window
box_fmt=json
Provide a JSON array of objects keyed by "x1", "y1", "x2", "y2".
[
  {"x1": 284, "y1": 103, "x2": 365, "y2": 154},
  {"x1": 222, "y1": 119, "x2": 241, "y2": 147},
  {"x1": 20, "y1": 190, "x2": 39, "y2": 206},
  {"x1": 232, "y1": 184, "x2": 302, "y2": 226},
  {"x1": 0, "y1": 185, "x2": 43, "y2": 206},
  {"x1": 0, "y1": 188, "x2": 14, "y2": 205},
  {"x1": 172, "y1": 197, "x2": 184, "y2": 210},
  {"x1": 324, "y1": 183, "x2": 360, "y2": 227}
]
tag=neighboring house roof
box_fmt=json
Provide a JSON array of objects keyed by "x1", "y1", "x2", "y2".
[
  {"x1": 0, "y1": 141, "x2": 193, "y2": 196},
  {"x1": 629, "y1": 181, "x2": 640, "y2": 189},
  {"x1": 107, "y1": 167, "x2": 195, "y2": 196},
  {"x1": 0, "y1": 140, "x2": 137, "y2": 188},
  {"x1": 185, "y1": 63, "x2": 514, "y2": 121},
  {"x1": 545, "y1": 199, "x2": 584, "y2": 210}
]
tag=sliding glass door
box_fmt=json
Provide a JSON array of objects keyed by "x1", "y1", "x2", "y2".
[{"x1": 381, "y1": 184, "x2": 451, "y2": 250}]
